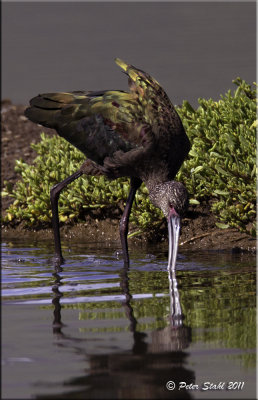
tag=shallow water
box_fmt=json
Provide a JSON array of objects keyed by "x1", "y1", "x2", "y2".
[{"x1": 2, "y1": 238, "x2": 256, "y2": 399}]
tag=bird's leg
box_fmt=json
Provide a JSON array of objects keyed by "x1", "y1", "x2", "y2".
[
  {"x1": 119, "y1": 177, "x2": 142, "y2": 266},
  {"x1": 50, "y1": 170, "x2": 83, "y2": 265}
]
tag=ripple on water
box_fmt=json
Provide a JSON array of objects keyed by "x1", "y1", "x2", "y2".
[{"x1": 2, "y1": 238, "x2": 256, "y2": 400}]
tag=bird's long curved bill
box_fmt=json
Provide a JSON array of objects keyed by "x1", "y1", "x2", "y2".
[{"x1": 167, "y1": 216, "x2": 180, "y2": 270}]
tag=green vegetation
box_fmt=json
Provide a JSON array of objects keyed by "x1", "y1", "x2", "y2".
[
  {"x1": 2, "y1": 78, "x2": 256, "y2": 236},
  {"x1": 177, "y1": 78, "x2": 256, "y2": 235}
]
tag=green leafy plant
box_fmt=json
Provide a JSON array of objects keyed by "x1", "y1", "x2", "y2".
[
  {"x1": 176, "y1": 78, "x2": 256, "y2": 235},
  {"x1": 2, "y1": 78, "x2": 256, "y2": 236}
]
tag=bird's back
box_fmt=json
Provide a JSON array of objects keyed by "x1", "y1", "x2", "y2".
[{"x1": 25, "y1": 58, "x2": 190, "y2": 178}]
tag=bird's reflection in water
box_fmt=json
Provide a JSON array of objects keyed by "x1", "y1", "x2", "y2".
[
  {"x1": 52, "y1": 265, "x2": 65, "y2": 333},
  {"x1": 45, "y1": 263, "x2": 194, "y2": 399},
  {"x1": 150, "y1": 268, "x2": 191, "y2": 354}
]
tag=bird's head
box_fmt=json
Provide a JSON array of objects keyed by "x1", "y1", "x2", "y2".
[{"x1": 148, "y1": 181, "x2": 188, "y2": 270}]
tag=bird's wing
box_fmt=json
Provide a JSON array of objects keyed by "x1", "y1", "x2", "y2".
[
  {"x1": 115, "y1": 59, "x2": 191, "y2": 178},
  {"x1": 25, "y1": 89, "x2": 149, "y2": 166},
  {"x1": 114, "y1": 58, "x2": 183, "y2": 135},
  {"x1": 25, "y1": 58, "x2": 186, "y2": 175}
]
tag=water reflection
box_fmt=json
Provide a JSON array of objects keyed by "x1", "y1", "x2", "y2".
[
  {"x1": 49, "y1": 261, "x2": 194, "y2": 399},
  {"x1": 2, "y1": 239, "x2": 256, "y2": 399}
]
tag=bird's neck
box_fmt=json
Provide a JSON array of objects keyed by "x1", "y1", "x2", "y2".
[
  {"x1": 144, "y1": 178, "x2": 159, "y2": 194},
  {"x1": 144, "y1": 174, "x2": 168, "y2": 210},
  {"x1": 144, "y1": 171, "x2": 168, "y2": 192}
]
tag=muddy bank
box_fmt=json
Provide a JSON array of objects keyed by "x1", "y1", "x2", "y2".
[
  {"x1": 1, "y1": 101, "x2": 256, "y2": 253},
  {"x1": 2, "y1": 222, "x2": 256, "y2": 254},
  {"x1": 2, "y1": 210, "x2": 256, "y2": 255}
]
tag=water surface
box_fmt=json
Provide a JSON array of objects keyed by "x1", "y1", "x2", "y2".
[{"x1": 2, "y1": 238, "x2": 256, "y2": 399}]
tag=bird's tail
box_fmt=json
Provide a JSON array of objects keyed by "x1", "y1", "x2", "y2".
[{"x1": 24, "y1": 91, "x2": 89, "y2": 130}]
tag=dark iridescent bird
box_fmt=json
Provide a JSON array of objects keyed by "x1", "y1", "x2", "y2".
[{"x1": 25, "y1": 58, "x2": 191, "y2": 269}]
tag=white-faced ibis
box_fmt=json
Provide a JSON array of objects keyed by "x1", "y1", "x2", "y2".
[{"x1": 25, "y1": 58, "x2": 190, "y2": 269}]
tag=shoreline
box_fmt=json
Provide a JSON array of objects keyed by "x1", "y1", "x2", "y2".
[{"x1": 2, "y1": 221, "x2": 256, "y2": 254}]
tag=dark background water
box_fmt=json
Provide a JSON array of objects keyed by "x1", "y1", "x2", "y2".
[{"x1": 2, "y1": 1, "x2": 256, "y2": 107}]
